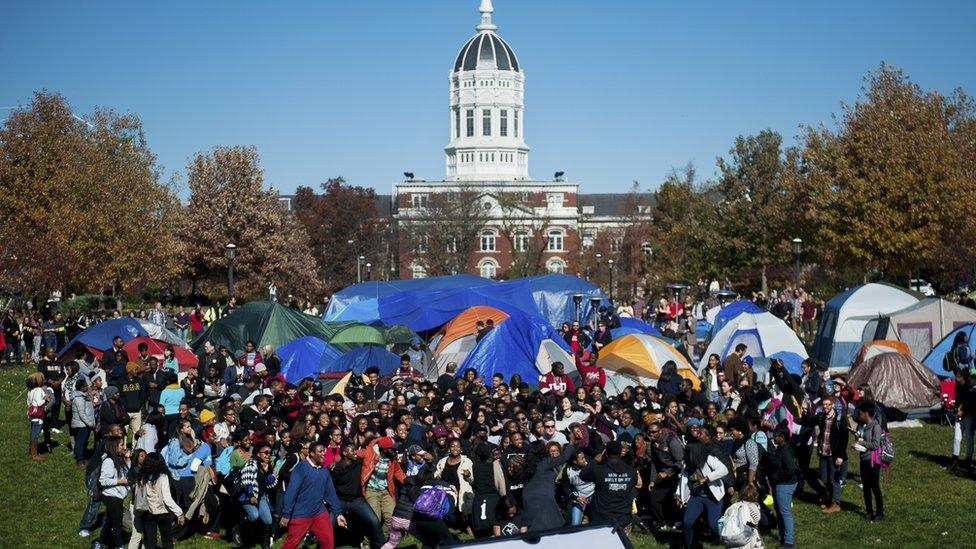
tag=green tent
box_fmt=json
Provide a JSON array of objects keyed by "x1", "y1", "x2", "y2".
[{"x1": 190, "y1": 302, "x2": 350, "y2": 353}]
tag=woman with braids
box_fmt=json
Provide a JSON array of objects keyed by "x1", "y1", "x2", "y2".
[
  {"x1": 520, "y1": 439, "x2": 579, "y2": 532},
  {"x1": 97, "y1": 436, "x2": 132, "y2": 548},
  {"x1": 131, "y1": 452, "x2": 185, "y2": 549}
]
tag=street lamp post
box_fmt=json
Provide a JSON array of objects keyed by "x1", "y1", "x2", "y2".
[
  {"x1": 225, "y1": 243, "x2": 237, "y2": 298},
  {"x1": 595, "y1": 253, "x2": 602, "y2": 285},
  {"x1": 365, "y1": 262, "x2": 372, "y2": 281},
  {"x1": 357, "y1": 255, "x2": 365, "y2": 283},
  {"x1": 792, "y1": 238, "x2": 803, "y2": 290},
  {"x1": 608, "y1": 258, "x2": 615, "y2": 303}
]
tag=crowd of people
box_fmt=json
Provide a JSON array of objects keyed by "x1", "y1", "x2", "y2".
[{"x1": 15, "y1": 290, "x2": 976, "y2": 549}]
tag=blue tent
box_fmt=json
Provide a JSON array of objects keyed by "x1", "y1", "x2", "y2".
[
  {"x1": 58, "y1": 318, "x2": 148, "y2": 357},
  {"x1": 769, "y1": 351, "x2": 806, "y2": 376},
  {"x1": 329, "y1": 345, "x2": 401, "y2": 376},
  {"x1": 696, "y1": 320, "x2": 712, "y2": 341},
  {"x1": 710, "y1": 301, "x2": 763, "y2": 340},
  {"x1": 325, "y1": 274, "x2": 608, "y2": 332},
  {"x1": 324, "y1": 275, "x2": 491, "y2": 319},
  {"x1": 460, "y1": 310, "x2": 574, "y2": 383},
  {"x1": 922, "y1": 323, "x2": 976, "y2": 377},
  {"x1": 277, "y1": 336, "x2": 343, "y2": 384},
  {"x1": 611, "y1": 317, "x2": 663, "y2": 339}
]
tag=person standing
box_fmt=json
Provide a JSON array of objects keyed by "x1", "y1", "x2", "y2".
[
  {"x1": 766, "y1": 426, "x2": 798, "y2": 548},
  {"x1": 173, "y1": 307, "x2": 190, "y2": 343},
  {"x1": 37, "y1": 347, "x2": 64, "y2": 445},
  {"x1": 580, "y1": 440, "x2": 638, "y2": 528},
  {"x1": 131, "y1": 452, "x2": 185, "y2": 549},
  {"x1": 26, "y1": 372, "x2": 50, "y2": 460},
  {"x1": 97, "y1": 436, "x2": 132, "y2": 549},
  {"x1": 148, "y1": 302, "x2": 166, "y2": 329},
  {"x1": 949, "y1": 369, "x2": 975, "y2": 471},
  {"x1": 855, "y1": 401, "x2": 885, "y2": 522},
  {"x1": 521, "y1": 441, "x2": 578, "y2": 532},
  {"x1": 280, "y1": 441, "x2": 348, "y2": 549},
  {"x1": 723, "y1": 344, "x2": 747, "y2": 386},
  {"x1": 240, "y1": 442, "x2": 278, "y2": 548},
  {"x1": 71, "y1": 379, "x2": 96, "y2": 464},
  {"x1": 120, "y1": 363, "x2": 148, "y2": 447},
  {"x1": 817, "y1": 395, "x2": 848, "y2": 513}
]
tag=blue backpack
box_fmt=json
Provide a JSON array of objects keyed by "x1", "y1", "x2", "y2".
[{"x1": 413, "y1": 485, "x2": 452, "y2": 519}]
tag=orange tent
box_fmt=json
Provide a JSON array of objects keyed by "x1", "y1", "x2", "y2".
[
  {"x1": 853, "y1": 339, "x2": 910, "y2": 370},
  {"x1": 433, "y1": 306, "x2": 510, "y2": 355}
]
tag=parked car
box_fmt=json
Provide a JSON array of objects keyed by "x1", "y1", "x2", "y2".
[{"x1": 909, "y1": 279, "x2": 935, "y2": 296}]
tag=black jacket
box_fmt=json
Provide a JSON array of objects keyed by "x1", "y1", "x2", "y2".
[{"x1": 765, "y1": 442, "x2": 798, "y2": 485}]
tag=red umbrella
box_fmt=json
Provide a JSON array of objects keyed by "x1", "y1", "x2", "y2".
[{"x1": 122, "y1": 336, "x2": 199, "y2": 372}]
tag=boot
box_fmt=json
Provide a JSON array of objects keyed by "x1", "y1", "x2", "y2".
[
  {"x1": 29, "y1": 441, "x2": 44, "y2": 461},
  {"x1": 947, "y1": 456, "x2": 959, "y2": 471},
  {"x1": 260, "y1": 523, "x2": 273, "y2": 549}
]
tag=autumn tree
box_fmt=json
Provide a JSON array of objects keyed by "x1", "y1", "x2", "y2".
[
  {"x1": 0, "y1": 91, "x2": 182, "y2": 303},
  {"x1": 611, "y1": 182, "x2": 654, "y2": 299},
  {"x1": 292, "y1": 178, "x2": 388, "y2": 292},
  {"x1": 181, "y1": 146, "x2": 320, "y2": 299},
  {"x1": 797, "y1": 64, "x2": 976, "y2": 283},
  {"x1": 649, "y1": 164, "x2": 713, "y2": 283},
  {"x1": 399, "y1": 187, "x2": 489, "y2": 276},
  {"x1": 498, "y1": 192, "x2": 551, "y2": 278}
]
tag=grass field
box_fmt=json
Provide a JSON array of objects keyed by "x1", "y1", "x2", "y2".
[{"x1": 1, "y1": 363, "x2": 974, "y2": 548}]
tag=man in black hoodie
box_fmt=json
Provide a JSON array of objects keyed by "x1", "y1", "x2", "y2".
[
  {"x1": 580, "y1": 440, "x2": 639, "y2": 528},
  {"x1": 645, "y1": 422, "x2": 684, "y2": 529},
  {"x1": 330, "y1": 443, "x2": 384, "y2": 549}
]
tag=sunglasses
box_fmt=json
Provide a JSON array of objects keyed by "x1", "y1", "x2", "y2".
[{"x1": 544, "y1": 424, "x2": 556, "y2": 428}]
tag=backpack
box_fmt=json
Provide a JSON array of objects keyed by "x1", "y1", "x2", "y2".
[
  {"x1": 88, "y1": 458, "x2": 105, "y2": 502},
  {"x1": 871, "y1": 431, "x2": 894, "y2": 468},
  {"x1": 413, "y1": 485, "x2": 452, "y2": 519},
  {"x1": 718, "y1": 501, "x2": 758, "y2": 547}
]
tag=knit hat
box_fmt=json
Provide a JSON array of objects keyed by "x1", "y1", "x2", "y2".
[
  {"x1": 255, "y1": 363, "x2": 267, "y2": 373},
  {"x1": 432, "y1": 425, "x2": 449, "y2": 438},
  {"x1": 407, "y1": 444, "x2": 425, "y2": 456},
  {"x1": 376, "y1": 437, "x2": 395, "y2": 449},
  {"x1": 199, "y1": 409, "x2": 216, "y2": 423},
  {"x1": 103, "y1": 386, "x2": 119, "y2": 398},
  {"x1": 125, "y1": 362, "x2": 141, "y2": 376}
]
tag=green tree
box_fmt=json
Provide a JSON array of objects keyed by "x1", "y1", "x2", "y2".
[{"x1": 649, "y1": 164, "x2": 712, "y2": 284}]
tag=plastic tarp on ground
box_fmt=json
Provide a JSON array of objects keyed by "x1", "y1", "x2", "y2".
[
  {"x1": 811, "y1": 283, "x2": 919, "y2": 369},
  {"x1": 277, "y1": 336, "x2": 343, "y2": 385},
  {"x1": 599, "y1": 334, "x2": 701, "y2": 390},
  {"x1": 699, "y1": 312, "x2": 809, "y2": 369},
  {"x1": 121, "y1": 336, "x2": 199, "y2": 371},
  {"x1": 331, "y1": 345, "x2": 401, "y2": 376},
  {"x1": 58, "y1": 318, "x2": 148, "y2": 359},
  {"x1": 137, "y1": 319, "x2": 189, "y2": 348},
  {"x1": 705, "y1": 301, "x2": 763, "y2": 341},
  {"x1": 190, "y1": 302, "x2": 348, "y2": 353},
  {"x1": 854, "y1": 298, "x2": 976, "y2": 361},
  {"x1": 325, "y1": 275, "x2": 492, "y2": 319},
  {"x1": 847, "y1": 352, "x2": 941, "y2": 409},
  {"x1": 611, "y1": 317, "x2": 662, "y2": 339},
  {"x1": 922, "y1": 323, "x2": 976, "y2": 378},
  {"x1": 325, "y1": 274, "x2": 608, "y2": 332},
  {"x1": 457, "y1": 309, "x2": 575, "y2": 384}
]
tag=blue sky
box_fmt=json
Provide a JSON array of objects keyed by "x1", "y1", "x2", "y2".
[{"x1": 3, "y1": 1, "x2": 975, "y2": 195}]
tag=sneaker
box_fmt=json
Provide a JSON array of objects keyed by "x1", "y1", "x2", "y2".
[{"x1": 79, "y1": 530, "x2": 90, "y2": 538}]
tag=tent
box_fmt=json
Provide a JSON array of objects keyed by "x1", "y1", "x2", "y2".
[
  {"x1": 325, "y1": 274, "x2": 608, "y2": 332},
  {"x1": 136, "y1": 319, "x2": 188, "y2": 348},
  {"x1": 324, "y1": 274, "x2": 491, "y2": 319},
  {"x1": 430, "y1": 306, "x2": 511, "y2": 370},
  {"x1": 330, "y1": 324, "x2": 387, "y2": 346},
  {"x1": 458, "y1": 310, "x2": 576, "y2": 384},
  {"x1": 699, "y1": 312, "x2": 809, "y2": 369},
  {"x1": 58, "y1": 318, "x2": 148, "y2": 359},
  {"x1": 329, "y1": 345, "x2": 402, "y2": 376},
  {"x1": 853, "y1": 298, "x2": 976, "y2": 360},
  {"x1": 277, "y1": 336, "x2": 343, "y2": 384},
  {"x1": 922, "y1": 323, "x2": 976, "y2": 377},
  {"x1": 599, "y1": 334, "x2": 701, "y2": 390},
  {"x1": 853, "y1": 340, "x2": 910, "y2": 371},
  {"x1": 610, "y1": 317, "x2": 662, "y2": 339},
  {"x1": 811, "y1": 283, "x2": 919, "y2": 369},
  {"x1": 847, "y1": 351, "x2": 941, "y2": 409},
  {"x1": 190, "y1": 302, "x2": 348, "y2": 353},
  {"x1": 121, "y1": 336, "x2": 199, "y2": 371},
  {"x1": 705, "y1": 300, "x2": 763, "y2": 340}
]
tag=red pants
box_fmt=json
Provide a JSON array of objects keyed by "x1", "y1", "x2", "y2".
[{"x1": 282, "y1": 511, "x2": 334, "y2": 549}]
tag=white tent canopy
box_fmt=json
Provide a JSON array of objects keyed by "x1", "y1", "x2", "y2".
[{"x1": 699, "y1": 311, "x2": 809, "y2": 369}]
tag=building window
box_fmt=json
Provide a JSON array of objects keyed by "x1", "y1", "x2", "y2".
[
  {"x1": 411, "y1": 263, "x2": 426, "y2": 279},
  {"x1": 479, "y1": 259, "x2": 498, "y2": 279},
  {"x1": 514, "y1": 110, "x2": 519, "y2": 137},
  {"x1": 582, "y1": 231, "x2": 595, "y2": 250},
  {"x1": 500, "y1": 110, "x2": 508, "y2": 136},
  {"x1": 547, "y1": 229, "x2": 564, "y2": 251},
  {"x1": 547, "y1": 258, "x2": 566, "y2": 274},
  {"x1": 454, "y1": 107, "x2": 460, "y2": 138},
  {"x1": 611, "y1": 237, "x2": 622, "y2": 252},
  {"x1": 416, "y1": 234, "x2": 429, "y2": 253},
  {"x1": 446, "y1": 236, "x2": 458, "y2": 253},
  {"x1": 466, "y1": 109, "x2": 474, "y2": 137},
  {"x1": 547, "y1": 193, "x2": 563, "y2": 209},
  {"x1": 514, "y1": 230, "x2": 529, "y2": 252},
  {"x1": 480, "y1": 229, "x2": 497, "y2": 252},
  {"x1": 411, "y1": 194, "x2": 428, "y2": 208},
  {"x1": 482, "y1": 109, "x2": 491, "y2": 136}
]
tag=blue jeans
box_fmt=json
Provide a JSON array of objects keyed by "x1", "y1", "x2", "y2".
[
  {"x1": 682, "y1": 494, "x2": 722, "y2": 549},
  {"x1": 243, "y1": 494, "x2": 273, "y2": 524},
  {"x1": 567, "y1": 501, "x2": 587, "y2": 526},
  {"x1": 818, "y1": 457, "x2": 847, "y2": 503},
  {"x1": 340, "y1": 497, "x2": 385, "y2": 549},
  {"x1": 773, "y1": 482, "x2": 797, "y2": 545},
  {"x1": 74, "y1": 427, "x2": 90, "y2": 463}
]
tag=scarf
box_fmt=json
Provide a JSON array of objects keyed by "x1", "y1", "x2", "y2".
[{"x1": 818, "y1": 412, "x2": 834, "y2": 457}]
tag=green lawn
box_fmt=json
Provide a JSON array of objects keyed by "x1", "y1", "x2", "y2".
[{"x1": 1, "y1": 363, "x2": 973, "y2": 548}]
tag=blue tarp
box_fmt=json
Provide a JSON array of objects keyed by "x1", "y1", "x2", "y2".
[
  {"x1": 769, "y1": 351, "x2": 805, "y2": 376},
  {"x1": 710, "y1": 301, "x2": 763, "y2": 340},
  {"x1": 277, "y1": 336, "x2": 343, "y2": 384},
  {"x1": 612, "y1": 317, "x2": 663, "y2": 339},
  {"x1": 696, "y1": 320, "x2": 712, "y2": 341},
  {"x1": 325, "y1": 275, "x2": 491, "y2": 318},
  {"x1": 325, "y1": 274, "x2": 608, "y2": 332},
  {"x1": 922, "y1": 323, "x2": 976, "y2": 377},
  {"x1": 460, "y1": 310, "x2": 573, "y2": 383},
  {"x1": 330, "y1": 345, "x2": 401, "y2": 376},
  {"x1": 58, "y1": 318, "x2": 148, "y2": 357}
]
